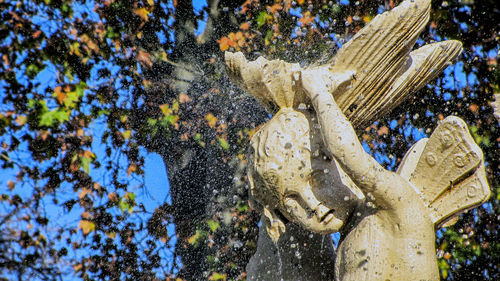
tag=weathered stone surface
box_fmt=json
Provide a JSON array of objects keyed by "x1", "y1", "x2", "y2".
[{"x1": 226, "y1": 0, "x2": 491, "y2": 280}]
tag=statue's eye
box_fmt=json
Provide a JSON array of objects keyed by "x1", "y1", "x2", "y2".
[{"x1": 284, "y1": 192, "x2": 300, "y2": 201}]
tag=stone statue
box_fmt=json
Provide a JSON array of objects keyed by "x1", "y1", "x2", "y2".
[{"x1": 225, "y1": 0, "x2": 492, "y2": 280}]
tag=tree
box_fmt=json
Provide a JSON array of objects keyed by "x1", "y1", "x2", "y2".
[{"x1": 0, "y1": 0, "x2": 498, "y2": 280}]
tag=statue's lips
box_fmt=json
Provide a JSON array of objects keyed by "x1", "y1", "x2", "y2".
[{"x1": 283, "y1": 199, "x2": 344, "y2": 234}]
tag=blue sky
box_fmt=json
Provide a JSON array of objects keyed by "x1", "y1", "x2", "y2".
[{"x1": 2, "y1": 0, "x2": 497, "y2": 279}]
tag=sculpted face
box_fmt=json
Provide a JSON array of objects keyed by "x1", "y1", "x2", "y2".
[{"x1": 248, "y1": 109, "x2": 362, "y2": 235}]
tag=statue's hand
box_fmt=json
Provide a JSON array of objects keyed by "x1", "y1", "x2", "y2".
[
  {"x1": 261, "y1": 60, "x2": 303, "y2": 108},
  {"x1": 300, "y1": 67, "x2": 356, "y2": 101}
]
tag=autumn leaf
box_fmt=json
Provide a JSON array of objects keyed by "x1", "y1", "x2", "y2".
[
  {"x1": 108, "y1": 192, "x2": 118, "y2": 202},
  {"x1": 135, "y1": 8, "x2": 150, "y2": 21},
  {"x1": 179, "y1": 93, "x2": 191, "y2": 103},
  {"x1": 54, "y1": 86, "x2": 66, "y2": 104},
  {"x1": 32, "y1": 30, "x2": 42, "y2": 38},
  {"x1": 299, "y1": 11, "x2": 314, "y2": 26},
  {"x1": 160, "y1": 104, "x2": 174, "y2": 116},
  {"x1": 73, "y1": 264, "x2": 83, "y2": 272},
  {"x1": 126, "y1": 163, "x2": 137, "y2": 176},
  {"x1": 122, "y1": 130, "x2": 132, "y2": 139},
  {"x1": 15, "y1": 115, "x2": 27, "y2": 126},
  {"x1": 187, "y1": 230, "x2": 201, "y2": 245},
  {"x1": 137, "y1": 50, "x2": 153, "y2": 67},
  {"x1": 205, "y1": 113, "x2": 217, "y2": 128},
  {"x1": 240, "y1": 22, "x2": 250, "y2": 30},
  {"x1": 377, "y1": 126, "x2": 389, "y2": 136},
  {"x1": 79, "y1": 220, "x2": 95, "y2": 235},
  {"x1": 268, "y1": 4, "x2": 282, "y2": 14},
  {"x1": 78, "y1": 188, "x2": 92, "y2": 199},
  {"x1": 119, "y1": 192, "x2": 136, "y2": 213},
  {"x1": 209, "y1": 272, "x2": 227, "y2": 280},
  {"x1": 218, "y1": 36, "x2": 231, "y2": 51},
  {"x1": 7, "y1": 180, "x2": 15, "y2": 191}
]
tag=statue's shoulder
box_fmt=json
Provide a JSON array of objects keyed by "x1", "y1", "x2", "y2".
[{"x1": 396, "y1": 116, "x2": 491, "y2": 228}]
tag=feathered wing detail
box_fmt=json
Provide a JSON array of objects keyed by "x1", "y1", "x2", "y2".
[
  {"x1": 348, "y1": 40, "x2": 462, "y2": 129},
  {"x1": 325, "y1": 0, "x2": 431, "y2": 121},
  {"x1": 226, "y1": 0, "x2": 463, "y2": 130},
  {"x1": 398, "y1": 116, "x2": 491, "y2": 227}
]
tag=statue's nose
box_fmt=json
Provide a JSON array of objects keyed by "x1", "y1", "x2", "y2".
[{"x1": 300, "y1": 186, "x2": 334, "y2": 223}]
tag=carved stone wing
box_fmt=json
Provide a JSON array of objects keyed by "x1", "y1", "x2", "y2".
[
  {"x1": 347, "y1": 41, "x2": 462, "y2": 129},
  {"x1": 397, "y1": 116, "x2": 491, "y2": 227},
  {"x1": 225, "y1": 0, "x2": 463, "y2": 131},
  {"x1": 327, "y1": 0, "x2": 431, "y2": 107},
  {"x1": 323, "y1": 0, "x2": 462, "y2": 129}
]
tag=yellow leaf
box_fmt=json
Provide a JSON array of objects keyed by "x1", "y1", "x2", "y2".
[
  {"x1": 79, "y1": 188, "x2": 92, "y2": 199},
  {"x1": 122, "y1": 130, "x2": 132, "y2": 139},
  {"x1": 205, "y1": 113, "x2": 217, "y2": 128},
  {"x1": 135, "y1": 8, "x2": 149, "y2": 21},
  {"x1": 160, "y1": 104, "x2": 173, "y2": 116},
  {"x1": 172, "y1": 100, "x2": 179, "y2": 112},
  {"x1": 188, "y1": 231, "x2": 200, "y2": 245},
  {"x1": 15, "y1": 115, "x2": 27, "y2": 126},
  {"x1": 209, "y1": 272, "x2": 227, "y2": 280},
  {"x1": 363, "y1": 15, "x2": 373, "y2": 23},
  {"x1": 79, "y1": 220, "x2": 95, "y2": 235}
]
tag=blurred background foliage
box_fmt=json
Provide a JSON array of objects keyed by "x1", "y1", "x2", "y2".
[{"x1": 0, "y1": 0, "x2": 498, "y2": 280}]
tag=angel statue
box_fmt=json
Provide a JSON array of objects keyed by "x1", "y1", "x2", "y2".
[{"x1": 225, "y1": 0, "x2": 491, "y2": 280}]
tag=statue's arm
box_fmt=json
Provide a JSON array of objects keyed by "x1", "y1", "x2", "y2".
[{"x1": 301, "y1": 70, "x2": 407, "y2": 209}]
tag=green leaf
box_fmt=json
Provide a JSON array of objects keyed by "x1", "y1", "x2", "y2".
[
  {"x1": 39, "y1": 112, "x2": 55, "y2": 126},
  {"x1": 256, "y1": 11, "x2": 270, "y2": 27},
  {"x1": 39, "y1": 109, "x2": 70, "y2": 126},
  {"x1": 210, "y1": 272, "x2": 227, "y2": 280},
  {"x1": 80, "y1": 156, "x2": 91, "y2": 174},
  {"x1": 207, "y1": 220, "x2": 220, "y2": 232},
  {"x1": 218, "y1": 137, "x2": 229, "y2": 150},
  {"x1": 119, "y1": 193, "x2": 135, "y2": 213},
  {"x1": 64, "y1": 91, "x2": 79, "y2": 108},
  {"x1": 26, "y1": 64, "x2": 40, "y2": 79}
]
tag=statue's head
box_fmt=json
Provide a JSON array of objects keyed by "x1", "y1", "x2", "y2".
[{"x1": 248, "y1": 108, "x2": 362, "y2": 241}]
